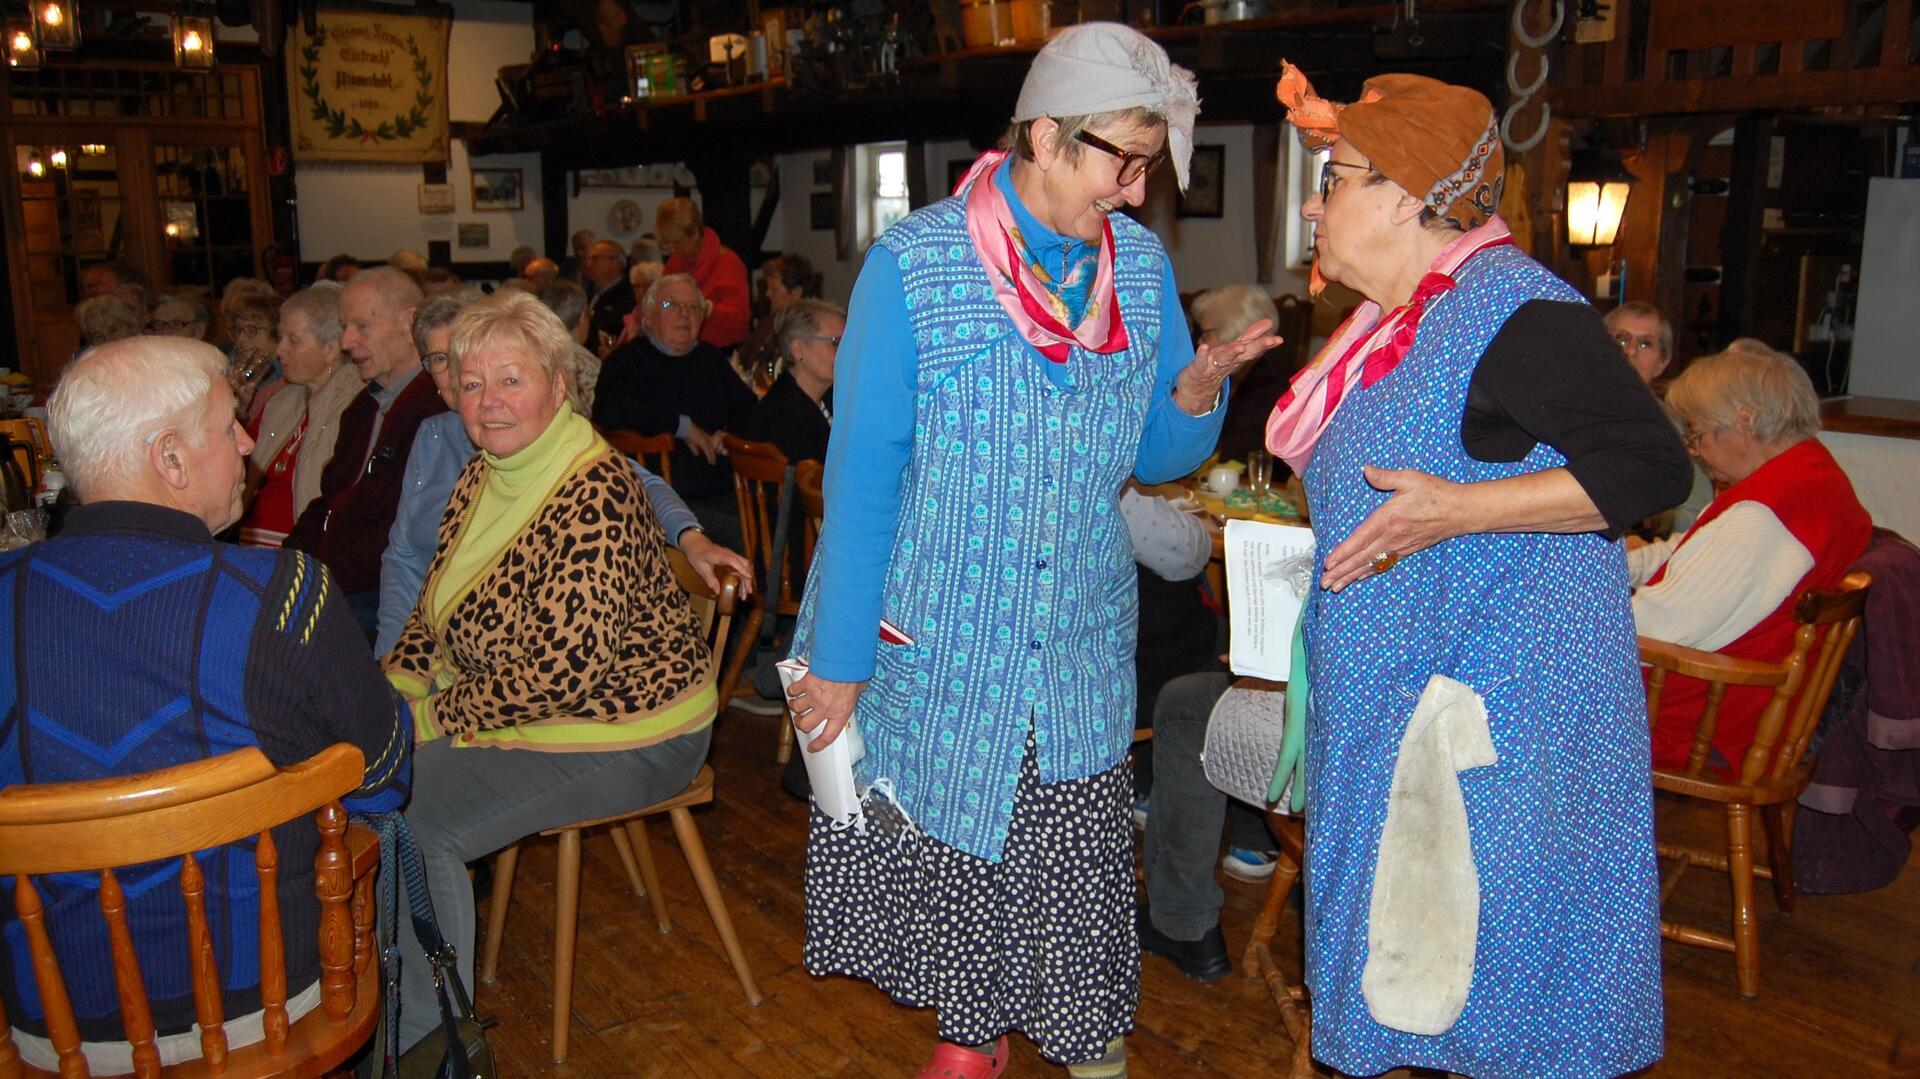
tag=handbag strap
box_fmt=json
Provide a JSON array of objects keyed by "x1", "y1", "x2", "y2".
[{"x1": 355, "y1": 810, "x2": 481, "y2": 1079}]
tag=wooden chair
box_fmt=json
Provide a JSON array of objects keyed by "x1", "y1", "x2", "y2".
[
  {"x1": 1642, "y1": 569, "x2": 1872, "y2": 996},
  {"x1": 717, "y1": 435, "x2": 803, "y2": 735},
  {"x1": 1243, "y1": 810, "x2": 1316, "y2": 1079},
  {"x1": 478, "y1": 549, "x2": 762, "y2": 1064},
  {"x1": 603, "y1": 428, "x2": 674, "y2": 486},
  {"x1": 0, "y1": 416, "x2": 50, "y2": 489},
  {"x1": 0, "y1": 744, "x2": 381, "y2": 1078},
  {"x1": 771, "y1": 460, "x2": 829, "y2": 762}
]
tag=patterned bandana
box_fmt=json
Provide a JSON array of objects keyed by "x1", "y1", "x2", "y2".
[
  {"x1": 954, "y1": 150, "x2": 1129, "y2": 364},
  {"x1": 1264, "y1": 219, "x2": 1513, "y2": 472}
]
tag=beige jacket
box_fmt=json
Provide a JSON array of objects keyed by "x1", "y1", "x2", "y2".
[{"x1": 250, "y1": 360, "x2": 366, "y2": 516}]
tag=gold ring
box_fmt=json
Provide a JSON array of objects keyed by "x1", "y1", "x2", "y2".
[{"x1": 1370, "y1": 550, "x2": 1400, "y2": 574}]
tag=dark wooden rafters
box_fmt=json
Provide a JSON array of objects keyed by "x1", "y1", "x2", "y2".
[
  {"x1": 463, "y1": 2, "x2": 1513, "y2": 167},
  {"x1": 1547, "y1": 0, "x2": 1918, "y2": 118}
]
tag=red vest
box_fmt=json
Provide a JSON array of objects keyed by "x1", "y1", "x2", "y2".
[{"x1": 1648, "y1": 438, "x2": 1870, "y2": 773}]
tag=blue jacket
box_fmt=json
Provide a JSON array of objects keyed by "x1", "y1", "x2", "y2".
[{"x1": 793, "y1": 163, "x2": 1223, "y2": 859}]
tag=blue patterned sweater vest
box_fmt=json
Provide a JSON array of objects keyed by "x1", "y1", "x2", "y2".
[{"x1": 793, "y1": 198, "x2": 1170, "y2": 861}]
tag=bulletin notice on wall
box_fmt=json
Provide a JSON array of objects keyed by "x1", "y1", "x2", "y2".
[
  {"x1": 1225, "y1": 520, "x2": 1316, "y2": 681},
  {"x1": 287, "y1": 7, "x2": 451, "y2": 164}
]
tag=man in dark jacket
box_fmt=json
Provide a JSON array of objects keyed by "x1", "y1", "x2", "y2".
[
  {"x1": 594, "y1": 272, "x2": 756, "y2": 549},
  {"x1": 1, "y1": 337, "x2": 411, "y2": 1069},
  {"x1": 284, "y1": 266, "x2": 447, "y2": 636}
]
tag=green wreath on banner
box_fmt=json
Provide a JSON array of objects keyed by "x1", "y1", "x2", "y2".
[{"x1": 298, "y1": 25, "x2": 435, "y2": 142}]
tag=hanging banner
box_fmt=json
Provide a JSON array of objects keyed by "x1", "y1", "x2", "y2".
[{"x1": 288, "y1": 6, "x2": 451, "y2": 164}]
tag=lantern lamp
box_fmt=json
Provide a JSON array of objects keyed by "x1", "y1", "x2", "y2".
[
  {"x1": 6, "y1": 17, "x2": 41, "y2": 69},
  {"x1": 1566, "y1": 132, "x2": 1637, "y2": 249},
  {"x1": 33, "y1": 0, "x2": 77, "y2": 51},
  {"x1": 172, "y1": 10, "x2": 215, "y2": 70}
]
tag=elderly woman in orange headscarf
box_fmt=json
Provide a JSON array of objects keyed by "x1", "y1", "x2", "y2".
[{"x1": 1263, "y1": 67, "x2": 1690, "y2": 1078}]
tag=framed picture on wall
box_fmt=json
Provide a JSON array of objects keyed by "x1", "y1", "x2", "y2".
[
  {"x1": 809, "y1": 191, "x2": 836, "y2": 231},
  {"x1": 946, "y1": 159, "x2": 973, "y2": 195},
  {"x1": 1177, "y1": 145, "x2": 1225, "y2": 218},
  {"x1": 471, "y1": 167, "x2": 524, "y2": 212},
  {"x1": 457, "y1": 222, "x2": 490, "y2": 248}
]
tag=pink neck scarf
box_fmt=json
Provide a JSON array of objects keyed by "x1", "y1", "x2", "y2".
[
  {"x1": 954, "y1": 151, "x2": 1129, "y2": 364},
  {"x1": 1264, "y1": 218, "x2": 1514, "y2": 471}
]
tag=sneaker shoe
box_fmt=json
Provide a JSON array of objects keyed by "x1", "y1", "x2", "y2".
[
  {"x1": 1135, "y1": 900, "x2": 1231, "y2": 982},
  {"x1": 730, "y1": 692, "x2": 787, "y2": 716},
  {"x1": 1220, "y1": 847, "x2": 1278, "y2": 883},
  {"x1": 1130, "y1": 796, "x2": 1149, "y2": 831}
]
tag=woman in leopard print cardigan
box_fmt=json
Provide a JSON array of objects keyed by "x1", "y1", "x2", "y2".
[{"x1": 382, "y1": 290, "x2": 717, "y2": 1052}]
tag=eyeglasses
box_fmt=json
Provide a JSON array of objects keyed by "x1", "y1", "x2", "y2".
[
  {"x1": 650, "y1": 299, "x2": 701, "y2": 313},
  {"x1": 802, "y1": 334, "x2": 842, "y2": 349},
  {"x1": 1612, "y1": 333, "x2": 1661, "y2": 355},
  {"x1": 1680, "y1": 426, "x2": 1716, "y2": 452},
  {"x1": 1318, "y1": 159, "x2": 1374, "y2": 201},
  {"x1": 422, "y1": 350, "x2": 450, "y2": 373},
  {"x1": 230, "y1": 321, "x2": 273, "y2": 337},
  {"x1": 147, "y1": 319, "x2": 202, "y2": 334},
  {"x1": 1073, "y1": 130, "x2": 1168, "y2": 187}
]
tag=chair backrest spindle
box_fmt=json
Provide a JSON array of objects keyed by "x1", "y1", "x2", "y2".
[
  {"x1": 254, "y1": 830, "x2": 288, "y2": 1055},
  {"x1": 178, "y1": 851, "x2": 230, "y2": 1070},
  {"x1": 96, "y1": 868, "x2": 159, "y2": 1078}
]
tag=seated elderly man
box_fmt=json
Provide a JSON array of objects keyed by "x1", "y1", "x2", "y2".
[
  {"x1": 582, "y1": 240, "x2": 637, "y2": 349},
  {"x1": 593, "y1": 272, "x2": 757, "y2": 544},
  {"x1": 0, "y1": 336, "x2": 410, "y2": 1072},
  {"x1": 285, "y1": 266, "x2": 448, "y2": 636},
  {"x1": 656, "y1": 197, "x2": 752, "y2": 349},
  {"x1": 1631, "y1": 339, "x2": 1871, "y2": 772}
]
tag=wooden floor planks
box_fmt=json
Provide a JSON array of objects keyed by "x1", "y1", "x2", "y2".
[{"x1": 470, "y1": 705, "x2": 1920, "y2": 1077}]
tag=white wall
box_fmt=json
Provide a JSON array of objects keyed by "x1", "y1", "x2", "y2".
[{"x1": 294, "y1": 0, "x2": 542, "y2": 265}]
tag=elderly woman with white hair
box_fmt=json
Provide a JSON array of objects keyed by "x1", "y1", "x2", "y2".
[
  {"x1": 780, "y1": 24, "x2": 1278, "y2": 1077},
  {"x1": 382, "y1": 290, "x2": 723, "y2": 1053},
  {"x1": 1631, "y1": 339, "x2": 1870, "y2": 771},
  {"x1": 1190, "y1": 283, "x2": 1303, "y2": 463},
  {"x1": 236, "y1": 286, "x2": 365, "y2": 546},
  {"x1": 73, "y1": 295, "x2": 143, "y2": 351}
]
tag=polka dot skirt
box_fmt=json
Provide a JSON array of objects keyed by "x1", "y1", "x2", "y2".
[{"x1": 803, "y1": 745, "x2": 1138, "y2": 1066}]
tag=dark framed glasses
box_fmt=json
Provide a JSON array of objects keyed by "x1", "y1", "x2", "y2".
[
  {"x1": 1318, "y1": 159, "x2": 1374, "y2": 201},
  {"x1": 422, "y1": 350, "x2": 450, "y2": 373},
  {"x1": 1073, "y1": 129, "x2": 1168, "y2": 187}
]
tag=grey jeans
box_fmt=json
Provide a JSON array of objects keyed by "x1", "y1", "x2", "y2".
[
  {"x1": 395, "y1": 726, "x2": 712, "y2": 1051},
  {"x1": 1141, "y1": 672, "x2": 1273, "y2": 941}
]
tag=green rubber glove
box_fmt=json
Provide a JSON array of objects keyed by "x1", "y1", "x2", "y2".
[{"x1": 1266, "y1": 612, "x2": 1309, "y2": 813}]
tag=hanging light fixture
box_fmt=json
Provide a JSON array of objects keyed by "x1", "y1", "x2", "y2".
[
  {"x1": 49, "y1": 147, "x2": 68, "y2": 168},
  {"x1": 5, "y1": 16, "x2": 41, "y2": 69},
  {"x1": 26, "y1": 151, "x2": 47, "y2": 179},
  {"x1": 1565, "y1": 130, "x2": 1638, "y2": 249},
  {"x1": 33, "y1": 0, "x2": 78, "y2": 51},
  {"x1": 81, "y1": 143, "x2": 106, "y2": 155},
  {"x1": 171, "y1": 9, "x2": 215, "y2": 70}
]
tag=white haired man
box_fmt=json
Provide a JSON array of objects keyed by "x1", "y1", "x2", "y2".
[
  {"x1": 593, "y1": 272, "x2": 756, "y2": 547},
  {"x1": 284, "y1": 266, "x2": 448, "y2": 636},
  {"x1": 0, "y1": 336, "x2": 410, "y2": 1071}
]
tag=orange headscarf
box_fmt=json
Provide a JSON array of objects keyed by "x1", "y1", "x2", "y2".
[{"x1": 1276, "y1": 62, "x2": 1505, "y2": 295}]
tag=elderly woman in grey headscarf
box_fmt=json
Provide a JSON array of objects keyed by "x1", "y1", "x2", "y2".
[{"x1": 780, "y1": 23, "x2": 1278, "y2": 1079}]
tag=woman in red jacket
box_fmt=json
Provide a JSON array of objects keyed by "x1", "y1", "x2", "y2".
[{"x1": 1631, "y1": 338, "x2": 1872, "y2": 773}]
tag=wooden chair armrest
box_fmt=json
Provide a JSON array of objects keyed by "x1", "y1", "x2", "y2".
[{"x1": 1637, "y1": 636, "x2": 1788, "y2": 688}]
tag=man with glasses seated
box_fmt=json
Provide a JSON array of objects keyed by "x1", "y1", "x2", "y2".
[
  {"x1": 1604, "y1": 300, "x2": 1674, "y2": 384},
  {"x1": 1607, "y1": 301, "x2": 1713, "y2": 532},
  {"x1": 592, "y1": 272, "x2": 758, "y2": 550}
]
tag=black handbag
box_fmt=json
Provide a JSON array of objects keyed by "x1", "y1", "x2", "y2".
[{"x1": 356, "y1": 811, "x2": 496, "y2": 1079}]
